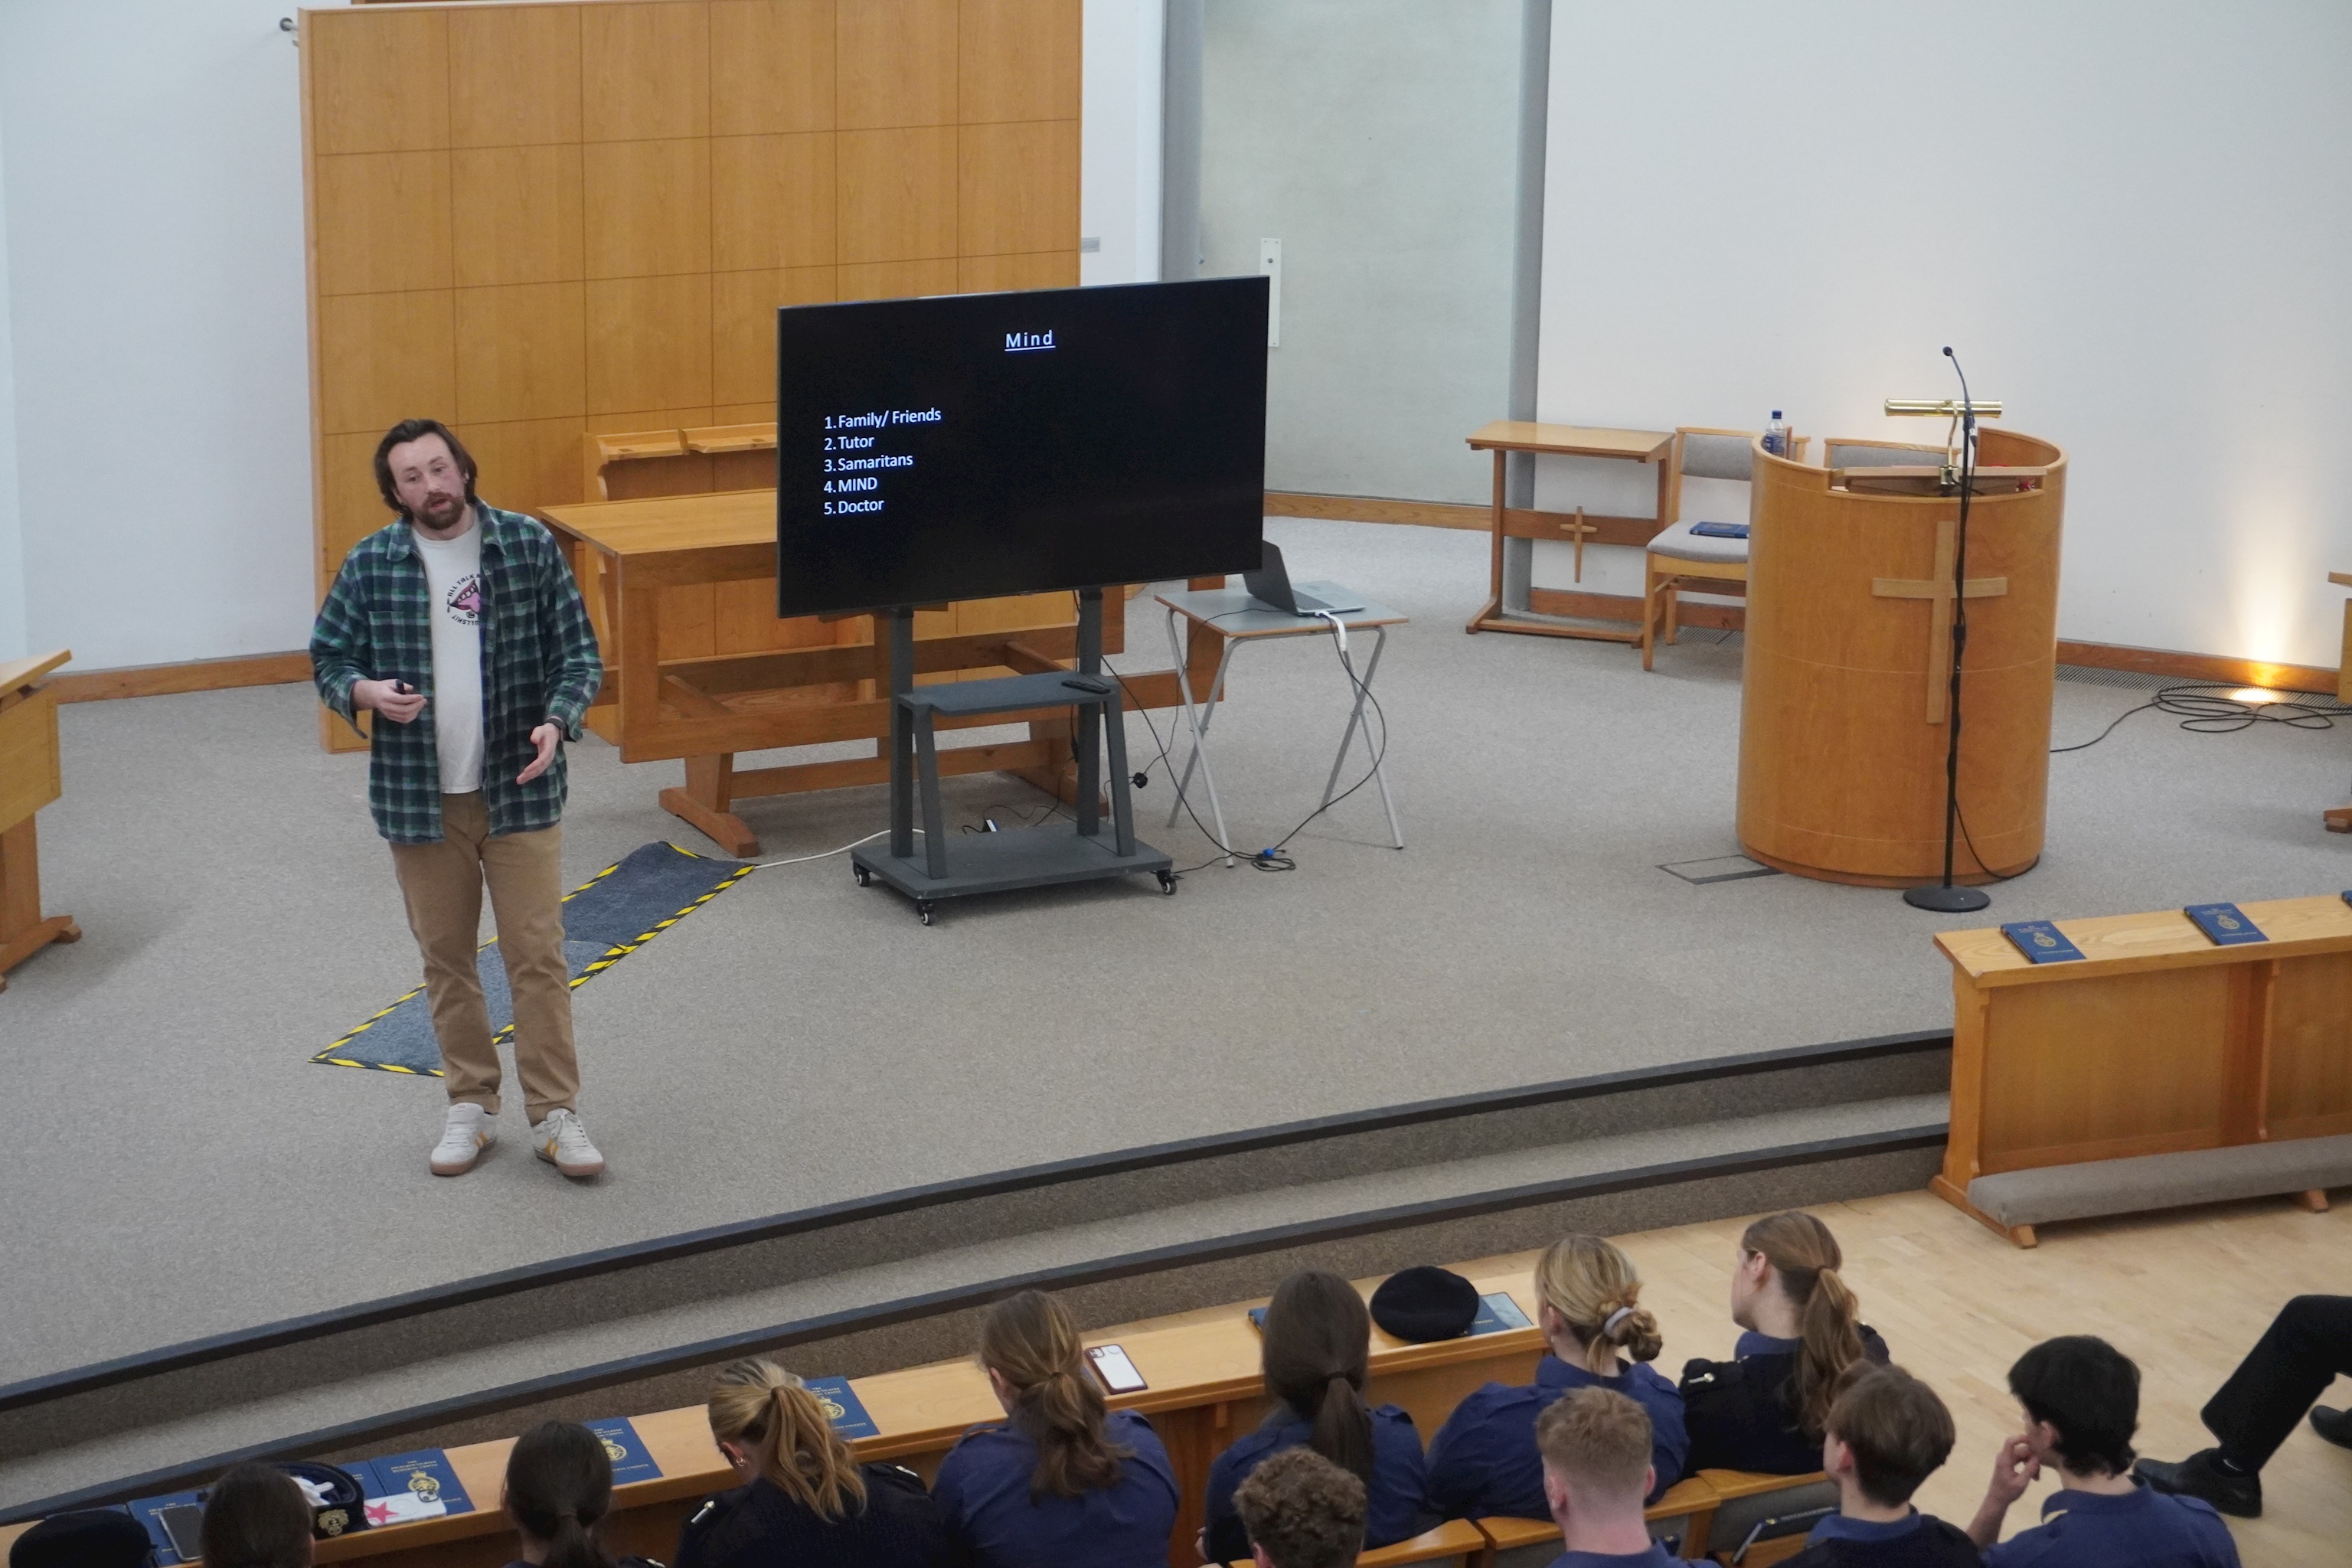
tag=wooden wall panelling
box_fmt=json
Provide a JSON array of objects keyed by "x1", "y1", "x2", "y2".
[
  {"x1": 838, "y1": 0, "x2": 959, "y2": 129},
  {"x1": 957, "y1": 119, "x2": 1078, "y2": 256},
  {"x1": 452, "y1": 145, "x2": 586, "y2": 288},
  {"x1": 586, "y1": 276, "x2": 715, "y2": 413},
  {"x1": 837, "y1": 126, "x2": 960, "y2": 264},
  {"x1": 713, "y1": 266, "x2": 837, "y2": 403},
  {"x1": 960, "y1": 0, "x2": 1083, "y2": 122},
  {"x1": 580, "y1": 2, "x2": 710, "y2": 142},
  {"x1": 712, "y1": 134, "x2": 837, "y2": 272},
  {"x1": 448, "y1": 4, "x2": 583, "y2": 147},
  {"x1": 318, "y1": 292, "x2": 459, "y2": 439},
  {"x1": 838, "y1": 259, "x2": 962, "y2": 300},
  {"x1": 711, "y1": 0, "x2": 835, "y2": 136},
  {"x1": 959, "y1": 251, "x2": 1078, "y2": 293},
  {"x1": 312, "y1": 151, "x2": 454, "y2": 297},
  {"x1": 309, "y1": 7, "x2": 449, "y2": 156},
  {"x1": 455, "y1": 283, "x2": 587, "y2": 426},
  {"x1": 585, "y1": 138, "x2": 713, "y2": 280}
]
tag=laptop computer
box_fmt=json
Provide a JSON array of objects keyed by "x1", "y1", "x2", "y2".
[{"x1": 1243, "y1": 541, "x2": 1363, "y2": 617}]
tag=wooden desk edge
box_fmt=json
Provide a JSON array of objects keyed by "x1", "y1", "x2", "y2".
[
  {"x1": 0, "y1": 648, "x2": 70, "y2": 694},
  {"x1": 1937, "y1": 893, "x2": 2352, "y2": 985}
]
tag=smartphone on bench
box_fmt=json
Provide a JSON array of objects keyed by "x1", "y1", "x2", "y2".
[{"x1": 1086, "y1": 1343, "x2": 1147, "y2": 1393}]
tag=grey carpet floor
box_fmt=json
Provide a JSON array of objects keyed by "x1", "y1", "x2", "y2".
[{"x1": 4, "y1": 515, "x2": 2348, "y2": 1387}]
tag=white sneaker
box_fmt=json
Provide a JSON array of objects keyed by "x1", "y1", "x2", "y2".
[
  {"x1": 430, "y1": 1102, "x2": 495, "y2": 1176},
  {"x1": 531, "y1": 1109, "x2": 605, "y2": 1178}
]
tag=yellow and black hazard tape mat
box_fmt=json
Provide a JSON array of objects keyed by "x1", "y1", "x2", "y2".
[{"x1": 313, "y1": 842, "x2": 753, "y2": 1076}]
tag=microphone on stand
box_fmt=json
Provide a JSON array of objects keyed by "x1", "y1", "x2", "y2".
[{"x1": 1902, "y1": 346, "x2": 1992, "y2": 913}]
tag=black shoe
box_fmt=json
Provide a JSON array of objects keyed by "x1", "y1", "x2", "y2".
[
  {"x1": 2314, "y1": 1406, "x2": 2352, "y2": 1450},
  {"x1": 2135, "y1": 1450, "x2": 2262, "y2": 1517}
]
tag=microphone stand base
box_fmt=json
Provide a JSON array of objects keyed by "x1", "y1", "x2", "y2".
[{"x1": 1904, "y1": 883, "x2": 1991, "y2": 913}]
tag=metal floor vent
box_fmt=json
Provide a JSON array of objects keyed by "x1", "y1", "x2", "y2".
[{"x1": 1660, "y1": 854, "x2": 1780, "y2": 886}]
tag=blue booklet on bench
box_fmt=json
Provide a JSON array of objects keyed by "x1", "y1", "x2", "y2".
[
  {"x1": 1469, "y1": 1292, "x2": 1534, "y2": 1334},
  {"x1": 803, "y1": 1377, "x2": 880, "y2": 1439},
  {"x1": 2185, "y1": 903, "x2": 2266, "y2": 945},
  {"x1": 126, "y1": 1492, "x2": 205, "y2": 1563},
  {"x1": 2001, "y1": 921, "x2": 2084, "y2": 963},
  {"x1": 360, "y1": 1449, "x2": 474, "y2": 1521},
  {"x1": 586, "y1": 1417, "x2": 662, "y2": 1485},
  {"x1": 1688, "y1": 521, "x2": 1749, "y2": 539}
]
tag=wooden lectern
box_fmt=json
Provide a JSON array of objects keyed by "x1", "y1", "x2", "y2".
[
  {"x1": 1738, "y1": 431, "x2": 2066, "y2": 885},
  {"x1": 0, "y1": 649, "x2": 80, "y2": 990}
]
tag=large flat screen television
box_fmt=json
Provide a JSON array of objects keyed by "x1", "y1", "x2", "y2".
[{"x1": 774, "y1": 277, "x2": 1269, "y2": 618}]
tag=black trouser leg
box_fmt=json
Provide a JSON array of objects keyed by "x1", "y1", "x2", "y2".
[{"x1": 2200, "y1": 1294, "x2": 2352, "y2": 1469}]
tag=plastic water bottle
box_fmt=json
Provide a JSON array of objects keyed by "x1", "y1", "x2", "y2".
[{"x1": 1764, "y1": 410, "x2": 1789, "y2": 456}]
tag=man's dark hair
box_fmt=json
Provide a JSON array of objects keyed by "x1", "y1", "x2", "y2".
[
  {"x1": 372, "y1": 418, "x2": 478, "y2": 518},
  {"x1": 1826, "y1": 1364, "x2": 1956, "y2": 1507},
  {"x1": 1233, "y1": 1447, "x2": 1367, "y2": 1568},
  {"x1": 199, "y1": 1462, "x2": 313, "y2": 1568},
  {"x1": 2008, "y1": 1335, "x2": 2139, "y2": 1476}
]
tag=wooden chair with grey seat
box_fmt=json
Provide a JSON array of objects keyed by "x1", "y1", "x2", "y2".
[{"x1": 1642, "y1": 428, "x2": 1805, "y2": 671}]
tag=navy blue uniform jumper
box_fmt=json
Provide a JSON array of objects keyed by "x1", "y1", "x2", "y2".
[{"x1": 1426, "y1": 1354, "x2": 1690, "y2": 1516}]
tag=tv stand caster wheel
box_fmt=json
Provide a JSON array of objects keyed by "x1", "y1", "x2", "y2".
[
  {"x1": 853, "y1": 864, "x2": 871, "y2": 887},
  {"x1": 1156, "y1": 871, "x2": 1177, "y2": 894},
  {"x1": 916, "y1": 900, "x2": 935, "y2": 926}
]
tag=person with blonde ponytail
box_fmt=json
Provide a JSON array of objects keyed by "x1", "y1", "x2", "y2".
[
  {"x1": 1678, "y1": 1210, "x2": 1890, "y2": 1475},
  {"x1": 1200, "y1": 1271, "x2": 1434, "y2": 1565},
  {"x1": 931, "y1": 1291, "x2": 1178, "y2": 1566},
  {"x1": 498, "y1": 1423, "x2": 662, "y2": 1568},
  {"x1": 675, "y1": 1359, "x2": 963, "y2": 1568},
  {"x1": 1424, "y1": 1234, "x2": 1687, "y2": 1520}
]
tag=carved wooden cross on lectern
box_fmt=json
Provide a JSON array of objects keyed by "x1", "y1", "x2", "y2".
[{"x1": 1872, "y1": 517, "x2": 2007, "y2": 724}]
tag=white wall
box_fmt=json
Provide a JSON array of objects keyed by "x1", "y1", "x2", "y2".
[
  {"x1": 0, "y1": 2, "x2": 320, "y2": 671},
  {"x1": 1081, "y1": 0, "x2": 1163, "y2": 287},
  {"x1": 0, "y1": 109, "x2": 24, "y2": 665},
  {"x1": 1536, "y1": 0, "x2": 2352, "y2": 668}
]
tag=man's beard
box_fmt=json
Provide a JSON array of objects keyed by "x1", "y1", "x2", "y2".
[{"x1": 415, "y1": 492, "x2": 466, "y2": 528}]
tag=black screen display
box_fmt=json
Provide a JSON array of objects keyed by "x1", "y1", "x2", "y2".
[{"x1": 775, "y1": 278, "x2": 1269, "y2": 617}]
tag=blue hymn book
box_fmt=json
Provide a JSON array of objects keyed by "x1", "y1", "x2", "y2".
[
  {"x1": 802, "y1": 1377, "x2": 880, "y2": 1439},
  {"x1": 364, "y1": 1449, "x2": 474, "y2": 1513},
  {"x1": 1688, "y1": 521, "x2": 1749, "y2": 539},
  {"x1": 2000, "y1": 922, "x2": 2085, "y2": 963},
  {"x1": 2184, "y1": 903, "x2": 2267, "y2": 946},
  {"x1": 586, "y1": 1418, "x2": 663, "y2": 1485}
]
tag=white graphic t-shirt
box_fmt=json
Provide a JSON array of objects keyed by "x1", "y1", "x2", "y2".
[{"x1": 411, "y1": 523, "x2": 485, "y2": 795}]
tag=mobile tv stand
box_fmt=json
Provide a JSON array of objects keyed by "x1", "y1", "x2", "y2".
[{"x1": 851, "y1": 587, "x2": 1174, "y2": 924}]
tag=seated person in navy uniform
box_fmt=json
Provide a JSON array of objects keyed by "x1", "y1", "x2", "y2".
[
  {"x1": 1234, "y1": 1447, "x2": 1367, "y2": 1568},
  {"x1": 1200, "y1": 1269, "x2": 1435, "y2": 1563},
  {"x1": 1531, "y1": 1387, "x2": 1683, "y2": 1567},
  {"x1": 1964, "y1": 1336, "x2": 2240, "y2": 1568},
  {"x1": 1785, "y1": 1365, "x2": 1981, "y2": 1566},
  {"x1": 498, "y1": 1422, "x2": 667, "y2": 1568},
  {"x1": 931, "y1": 1290, "x2": 1179, "y2": 1567},
  {"x1": 675, "y1": 1358, "x2": 965, "y2": 1568},
  {"x1": 1426, "y1": 1234, "x2": 1688, "y2": 1516},
  {"x1": 1680, "y1": 1210, "x2": 1889, "y2": 1475}
]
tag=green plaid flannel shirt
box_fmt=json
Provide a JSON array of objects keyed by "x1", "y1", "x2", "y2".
[{"x1": 311, "y1": 504, "x2": 603, "y2": 844}]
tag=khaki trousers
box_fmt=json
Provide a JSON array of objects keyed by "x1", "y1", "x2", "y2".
[{"x1": 388, "y1": 792, "x2": 579, "y2": 1122}]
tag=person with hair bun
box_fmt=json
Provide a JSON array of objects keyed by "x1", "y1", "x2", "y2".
[
  {"x1": 498, "y1": 1422, "x2": 662, "y2": 1568},
  {"x1": 931, "y1": 1290, "x2": 1178, "y2": 1566},
  {"x1": 1679, "y1": 1210, "x2": 1890, "y2": 1475},
  {"x1": 1425, "y1": 1234, "x2": 1687, "y2": 1519},
  {"x1": 675, "y1": 1360, "x2": 963, "y2": 1568},
  {"x1": 1200, "y1": 1270, "x2": 1433, "y2": 1565}
]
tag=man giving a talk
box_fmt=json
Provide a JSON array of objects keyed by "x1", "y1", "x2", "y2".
[{"x1": 312, "y1": 419, "x2": 606, "y2": 1179}]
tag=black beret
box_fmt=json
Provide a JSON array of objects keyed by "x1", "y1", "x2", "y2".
[
  {"x1": 10, "y1": 1510, "x2": 155, "y2": 1568},
  {"x1": 1370, "y1": 1266, "x2": 1479, "y2": 1343}
]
